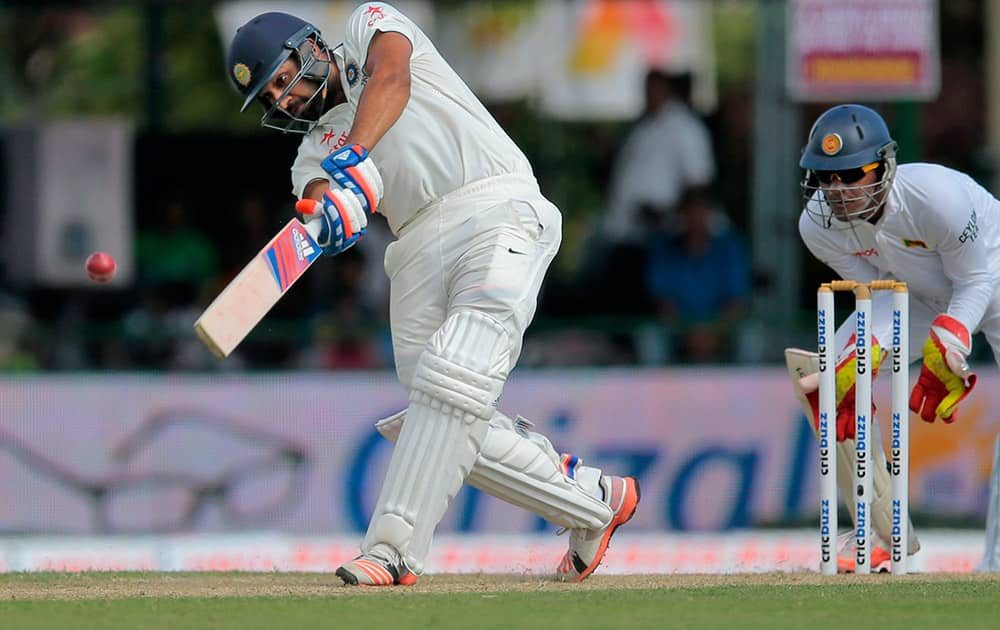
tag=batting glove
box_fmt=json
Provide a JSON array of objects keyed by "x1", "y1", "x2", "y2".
[
  {"x1": 295, "y1": 189, "x2": 367, "y2": 257},
  {"x1": 805, "y1": 335, "x2": 885, "y2": 441},
  {"x1": 909, "y1": 314, "x2": 977, "y2": 423},
  {"x1": 321, "y1": 144, "x2": 383, "y2": 214}
]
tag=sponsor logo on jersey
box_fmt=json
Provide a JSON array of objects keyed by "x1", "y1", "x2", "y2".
[
  {"x1": 852, "y1": 248, "x2": 878, "y2": 257},
  {"x1": 821, "y1": 133, "x2": 843, "y2": 156},
  {"x1": 346, "y1": 63, "x2": 359, "y2": 86},
  {"x1": 902, "y1": 238, "x2": 928, "y2": 249},
  {"x1": 959, "y1": 210, "x2": 978, "y2": 243},
  {"x1": 322, "y1": 130, "x2": 348, "y2": 149},
  {"x1": 365, "y1": 5, "x2": 386, "y2": 27}
]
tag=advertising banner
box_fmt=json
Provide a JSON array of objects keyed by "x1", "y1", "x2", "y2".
[
  {"x1": 4, "y1": 122, "x2": 134, "y2": 287},
  {"x1": 787, "y1": 0, "x2": 940, "y2": 101},
  {"x1": 0, "y1": 531, "x2": 985, "y2": 574},
  {"x1": 436, "y1": 0, "x2": 715, "y2": 118},
  {"x1": 0, "y1": 369, "x2": 997, "y2": 535}
]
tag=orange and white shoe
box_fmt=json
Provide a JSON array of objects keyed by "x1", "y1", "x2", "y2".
[
  {"x1": 336, "y1": 553, "x2": 418, "y2": 587},
  {"x1": 555, "y1": 476, "x2": 640, "y2": 582},
  {"x1": 836, "y1": 531, "x2": 892, "y2": 573}
]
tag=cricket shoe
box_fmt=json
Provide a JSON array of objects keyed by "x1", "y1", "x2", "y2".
[
  {"x1": 336, "y1": 550, "x2": 418, "y2": 587},
  {"x1": 836, "y1": 530, "x2": 892, "y2": 573},
  {"x1": 555, "y1": 476, "x2": 641, "y2": 582}
]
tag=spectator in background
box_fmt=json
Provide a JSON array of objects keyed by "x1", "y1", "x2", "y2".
[
  {"x1": 231, "y1": 194, "x2": 279, "y2": 264},
  {"x1": 644, "y1": 187, "x2": 750, "y2": 363},
  {"x1": 298, "y1": 246, "x2": 387, "y2": 370},
  {"x1": 606, "y1": 70, "x2": 715, "y2": 239},
  {"x1": 129, "y1": 200, "x2": 220, "y2": 369},
  {"x1": 0, "y1": 293, "x2": 40, "y2": 371},
  {"x1": 121, "y1": 286, "x2": 181, "y2": 368},
  {"x1": 590, "y1": 69, "x2": 716, "y2": 316},
  {"x1": 135, "y1": 200, "x2": 218, "y2": 305}
]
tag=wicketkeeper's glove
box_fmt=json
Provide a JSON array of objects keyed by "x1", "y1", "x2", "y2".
[
  {"x1": 804, "y1": 335, "x2": 885, "y2": 442},
  {"x1": 909, "y1": 314, "x2": 977, "y2": 423},
  {"x1": 320, "y1": 144, "x2": 383, "y2": 214}
]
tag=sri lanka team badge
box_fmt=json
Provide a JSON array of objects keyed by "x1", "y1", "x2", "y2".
[
  {"x1": 821, "y1": 133, "x2": 843, "y2": 156},
  {"x1": 346, "y1": 63, "x2": 359, "y2": 86},
  {"x1": 233, "y1": 63, "x2": 251, "y2": 87}
]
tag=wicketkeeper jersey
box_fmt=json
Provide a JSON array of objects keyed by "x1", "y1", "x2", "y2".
[{"x1": 799, "y1": 162, "x2": 1000, "y2": 343}]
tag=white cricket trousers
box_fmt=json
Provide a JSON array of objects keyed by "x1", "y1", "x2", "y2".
[{"x1": 384, "y1": 173, "x2": 562, "y2": 388}]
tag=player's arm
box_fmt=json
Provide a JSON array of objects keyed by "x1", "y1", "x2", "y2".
[
  {"x1": 290, "y1": 103, "x2": 371, "y2": 257},
  {"x1": 301, "y1": 30, "x2": 412, "y2": 254},
  {"x1": 316, "y1": 32, "x2": 409, "y2": 222},
  {"x1": 292, "y1": 121, "x2": 374, "y2": 258},
  {"x1": 347, "y1": 30, "x2": 413, "y2": 150},
  {"x1": 935, "y1": 204, "x2": 992, "y2": 335},
  {"x1": 909, "y1": 187, "x2": 984, "y2": 423}
]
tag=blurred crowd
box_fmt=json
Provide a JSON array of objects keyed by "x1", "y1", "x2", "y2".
[
  {"x1": 2, "y1": 2, "x2": 991, "y2": 373},
  {"x1": 0, "y1": 68, "x2": 756, "y2": 372}
]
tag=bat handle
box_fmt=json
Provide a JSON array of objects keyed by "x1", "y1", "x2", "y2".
[{"x1": 303, "y1": 218, "x2": 324, "y2": 241}]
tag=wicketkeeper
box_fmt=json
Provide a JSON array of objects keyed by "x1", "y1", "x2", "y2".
[
  {"x1": 225, "y1": 3, "x2": 639, "y2": 586},
  {"x1": 786, "y1": 104, "x2": 1000, "y2": 572}
]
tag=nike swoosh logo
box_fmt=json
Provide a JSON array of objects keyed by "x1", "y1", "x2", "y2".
[{"x1": 508, "y1": 248, "x2": 526, "y2": 255}]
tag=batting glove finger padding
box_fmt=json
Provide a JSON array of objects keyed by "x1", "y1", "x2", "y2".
[
  {"x1": 296, "y1": 193, "x2": 366, "y2": 256},
  {"x1": 320, "y1": 144, "x2": 384, "y2": 213},
  {"x1": 909, "y1": 315, "x2": 977, "y2": 423}
]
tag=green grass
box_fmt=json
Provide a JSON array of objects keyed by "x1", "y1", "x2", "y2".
[{"x1": 1, "y1": 575, "x2": 998, "y2": 629}]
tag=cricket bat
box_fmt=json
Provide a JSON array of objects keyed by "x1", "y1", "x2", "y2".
[{"x1": 195, "y1": 218, "x2": 323, "y2": 358}]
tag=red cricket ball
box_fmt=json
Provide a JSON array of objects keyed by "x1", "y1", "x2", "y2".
[{"x1": 85, "y1": 251, "x2": 117, "y2": 283}]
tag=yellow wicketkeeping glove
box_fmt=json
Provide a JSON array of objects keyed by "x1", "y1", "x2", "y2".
[
  {"x1": 909, "y1": 314, "x2": 978, "y2": 423},
  {"x1": 804, "y1": 334, "x2": 884, "y2": 441}
]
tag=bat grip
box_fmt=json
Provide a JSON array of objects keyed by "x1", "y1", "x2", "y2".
[{"x1": 303, "y1": 218, "x2": 324, "y2": 241}]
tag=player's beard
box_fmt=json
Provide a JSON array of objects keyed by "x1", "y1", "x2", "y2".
[{"x1": 297, "y1": 93, "x2": 326, "y2": 124}]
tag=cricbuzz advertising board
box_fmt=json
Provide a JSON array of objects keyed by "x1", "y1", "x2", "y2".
[{"x1": 0, "y1": 368, "x2": 996, "y2": 536}]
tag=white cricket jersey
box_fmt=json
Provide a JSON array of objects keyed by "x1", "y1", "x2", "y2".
[
  {"x1": 800, "y1": 163, "x2": 1000, "y2": 342},
  {"x1": 291, "y1": 103, "x2": 353, "y2": 198},
  {"x1": 291, "y1": 1, "x2": 534, "y2": 235}
]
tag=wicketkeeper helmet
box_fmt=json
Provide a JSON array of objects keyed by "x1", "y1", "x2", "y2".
[
  {"x1": 800, "y1": 104, "x2": 899, "y2": 227},
  {"x1": 800, "y1": 104, "x2": 897, "y2": 172}
]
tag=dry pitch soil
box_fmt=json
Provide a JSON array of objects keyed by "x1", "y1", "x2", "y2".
[{"x1": 2, "y1": 572, "x2": 998, "y2": 600}]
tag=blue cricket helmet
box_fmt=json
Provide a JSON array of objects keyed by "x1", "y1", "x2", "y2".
[
  {"x1": 800, "y1": 104, "x2": 897, "y2": 171},
  {"x1": 800, "y1": 105, "x2": 899, "y2": 227},
  {"x1": 226, "y1": 12, "x2": 321, "y2": 113}
]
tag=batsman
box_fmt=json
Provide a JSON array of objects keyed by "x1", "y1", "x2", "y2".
[
  {"x1": 225, "y1": 3, "x2": 639, "y2": 585},
  {"x1": 787, "y1": 104, "x2": 1000, "y2": 572}
]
